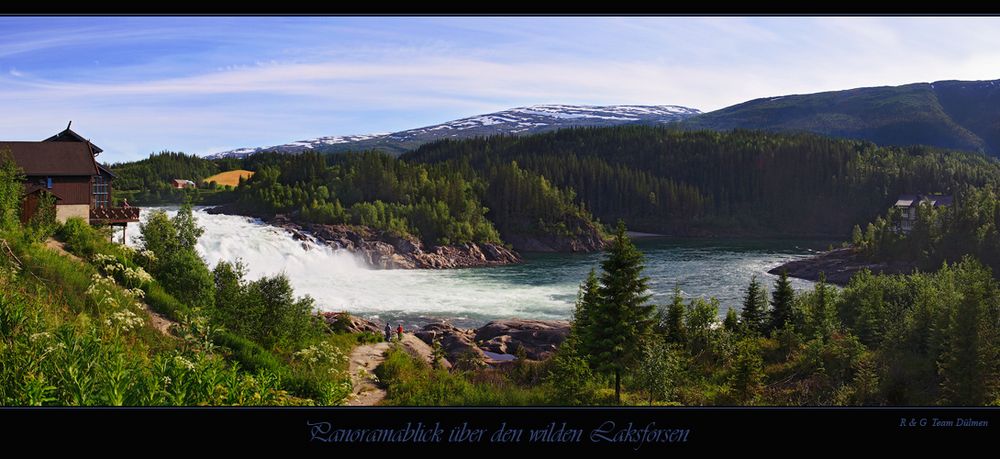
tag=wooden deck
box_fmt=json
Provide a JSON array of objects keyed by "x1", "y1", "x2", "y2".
[{"x1": 90, "y1": 206, "x2": 140, "y2": 224}]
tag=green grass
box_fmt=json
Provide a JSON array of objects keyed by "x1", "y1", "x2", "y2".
[
  {"x1": 6, "y1": 219, "x2": 360, "y2": 405},
  {"x1": 375, "y1": 346, "x2": 551, "y2": 406}
]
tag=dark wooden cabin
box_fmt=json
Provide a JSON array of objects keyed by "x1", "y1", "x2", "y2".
[{"x1": 0, "y1": 124, "x2": 139, "y2": 237}]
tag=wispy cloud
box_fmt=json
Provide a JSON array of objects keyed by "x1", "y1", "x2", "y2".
[{"x1": 0, "y1": 17, "x2": 998, "y2": 162}]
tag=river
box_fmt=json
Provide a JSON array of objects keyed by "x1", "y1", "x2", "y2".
[{"x1": 128, "y1": 207, "x2": 824, "y2": 328}]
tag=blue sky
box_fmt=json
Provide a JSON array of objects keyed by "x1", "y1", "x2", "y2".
[{"x1": 1, "y1": 17, "x2": 999, "y2": 162}]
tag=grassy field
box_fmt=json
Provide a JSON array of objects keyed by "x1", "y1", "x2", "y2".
[{"x1": 203, "y1": 170, "x2": 254, "y2": 187}]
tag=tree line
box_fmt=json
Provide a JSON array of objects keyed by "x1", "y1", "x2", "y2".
[{"x1": 406, "y1": 127, "x2": 1000, "y2": 237}]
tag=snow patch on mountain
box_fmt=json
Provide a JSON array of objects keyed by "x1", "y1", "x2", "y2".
[{"x1": 206, "y1": 104, "x2": 701, "y2": 159}]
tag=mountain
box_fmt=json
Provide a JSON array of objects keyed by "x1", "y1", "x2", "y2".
[
  {"x1": 683, "y1": 79, "x2": 1000, "y2": 154},
  {"x1": 206, "y1": 104, "x2": 701, "y2": 158}
]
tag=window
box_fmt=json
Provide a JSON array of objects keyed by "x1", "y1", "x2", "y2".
[
  {"x1": 46, "y1": 177, "x2": 52, "y2": 189},
  {"x1": 93, "y1": 175, "x2": 109, "y2": 209}
]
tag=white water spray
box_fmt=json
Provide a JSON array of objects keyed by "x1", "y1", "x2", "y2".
[{"x1": 127, "y1": 208, "x2": 578, "y2": 323}]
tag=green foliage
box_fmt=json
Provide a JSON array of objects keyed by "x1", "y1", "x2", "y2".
[
  {"x1": 137, "y1": 206, "x2": 214, "y2": 310},
  {"x1": 682, "y1": 80, "x2": 1000, "y2": 153},
  {"x1": 856, "y1": 186, "x2": 1000, "y2": 280},
  {"x1": 803, "y1": 273, "x2": 838, "y2": 341},
  {"x1": 229, "y1": 152, "x2": 504, "y2": 246},
  {"x1": 210, "y1": 260, "x2": 319, "y2": 350},
  {"x1": 546, "y1": 333, "x2": 596, "y2": 405},
  {"x1": 634, "y1": 338, "x2": 685, "y2": 405},
  {"x1": 376, "y1": 346, "x2": 550, "y2": 406},
  {"x1": 728, "y1": 338, "x2": 765, "y2": 405},
  {"x1": 723, "y1": 307, "x2": 740, "y2": 332},
  {"x1": 660, "y1": 287, "x2": 688, "y2": 345},
  {"x1": 24, "y1": 191, "x2": 58, "y2": 243},
  {"x1": 0, "y1": 235, "x2": 293, "y2": 406},
  {"x1": 109, "y1": 151, "x2": 221, "y2": 205},
  {"x1": 572, "y1": 268, "x2": 600, "y2": 359},
  {"x1": 586, "y1": 221, "x2": 655, "y2": 403},
  {"x1": 769, "y1": 270, "x2": 796, "y2": 333},
  {"x1": 740, "y1": 276, "x2": 769, "y2": 335},
  {"x1": 408, "y1": 127, "x2": 1000, "y2": 238},
  {"x1": 0, "y1": 150, "x2": 24, "y2": 232}
]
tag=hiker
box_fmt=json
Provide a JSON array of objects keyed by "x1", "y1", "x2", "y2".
[
  {"x1": 396, "y1": 323, "x2": 404, "y2": 341},
  {"x1": 384, "y1": 323, "x2": 392, "y2": 342}
]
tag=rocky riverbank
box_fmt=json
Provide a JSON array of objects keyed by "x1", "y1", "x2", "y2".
[
  {"x1": 206, "y1": 206, "x2": 521, "y2": 269},
  {"x1": 768, "y1": 247, "x2": 918, "y2": 286},
  {"x1": 321, "y1": 313, "x2": 570, "y2": 366}
]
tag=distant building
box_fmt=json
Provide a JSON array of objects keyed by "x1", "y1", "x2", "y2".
[
  {"x1": 894, "y1": 193, "x2": 952, "y2": 233},
  {"x1": 0, "y1": 123, "x2": 139, "y2": 231},
  {"x1": 171, "y1": 179, "x2": 197, "y2": 189}
]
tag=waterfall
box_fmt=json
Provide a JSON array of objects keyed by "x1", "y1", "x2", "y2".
[{"x1": 127, "y1": 207, "x2": 578, "y2": 326}]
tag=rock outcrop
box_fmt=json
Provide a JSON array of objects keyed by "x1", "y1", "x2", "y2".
[
  {"x1": 413, "y1": 322, "x2": 485, "y2": 364},
  {"x1": 319, "y1": 311, "x2": 382, "y2": 334},
  {"x1": 474, "y1": 319, "x2": 571, "y2": 360},
  {"x1": 769, "y1": 247, "x2": 918, "y2": 286},
  {"x1": 413, "y1": 319, "x2": 571, "y2": 363}
]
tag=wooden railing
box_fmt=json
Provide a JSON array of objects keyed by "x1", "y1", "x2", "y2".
[{"x1": 90, "y1": 206, "x2": 140, "y2": 223}]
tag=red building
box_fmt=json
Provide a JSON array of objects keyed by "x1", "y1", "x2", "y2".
[{"x1": 0, "y1": 124, "x2": 139, "y2": 230}]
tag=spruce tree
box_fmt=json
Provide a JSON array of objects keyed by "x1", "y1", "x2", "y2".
[
  {"x1": 589, "y1": 220, "x2": 655, "y2": 404},
  {"x1": 740, "y1": 276, "x2": 769, "y2": 335},
  {"x1": 662, "y1": 287, "x2": 688, "y2": 345},
  {"x1": 770, "y1": 270, "x2": 795, "y2": 333},
  {"x1": 573, "y1": 268, "x2": 601, "y2": 360},
  {"x1": 809, "y1": 272, "x2": 836, "y2": 340}
]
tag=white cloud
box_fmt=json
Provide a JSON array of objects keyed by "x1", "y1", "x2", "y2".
[{"x1": 1, "y1": 17, "x2": 1000, "y2": 162}]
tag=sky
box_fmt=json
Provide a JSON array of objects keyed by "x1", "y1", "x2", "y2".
[{"x1": 1, "y1": 16, "x2": 999, "y2": 163}]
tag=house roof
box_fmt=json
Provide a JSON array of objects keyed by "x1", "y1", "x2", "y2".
[
  {"x1": 894, "y1": 194, "x2": 917, "y2": 207},
  {"x1": 926, "y1": 195, "x2": 953, "y2": 207},
  {"x1": 43, "y1": 127, "x2": 103, "y2": 154},
  {"x1": 0, "y1": 141, "x2": 100, "y2": 176},
  {"x1": 97, "y1": 163, "x2": 117, "y2": 178},
  {"x1": 895, "y1": 193, "x2": 953, "y2": 208}
]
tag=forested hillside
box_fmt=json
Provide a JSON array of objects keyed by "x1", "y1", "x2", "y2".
[{"x1": 407, "y1": 127, "x2": 1000, "y2": 237}]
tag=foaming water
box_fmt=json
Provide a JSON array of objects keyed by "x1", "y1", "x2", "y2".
[{"x1": 129, "y1": 207, "x2": 821, "y2": 328}]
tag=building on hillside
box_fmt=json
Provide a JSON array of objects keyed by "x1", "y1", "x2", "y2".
[
  {"x1": 171, "y1": 179, "x2": 196, "y2": 189},
  {"x1": 893, "y1": 193, "x2": 953, "y2": 233},
  {"x1": 0, "y1": 123, "x2": 139, "y2": 240}
]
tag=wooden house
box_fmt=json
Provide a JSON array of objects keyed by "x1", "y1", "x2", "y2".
[{"x1": 0, "y1": 124, "x2": 139, "y2": 233}]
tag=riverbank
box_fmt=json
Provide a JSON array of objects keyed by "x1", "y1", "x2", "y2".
[{"x1": 768, "y1": 247, "x2": 918, "y2": 286}]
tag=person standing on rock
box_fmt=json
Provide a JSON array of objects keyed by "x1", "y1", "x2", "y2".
[
  {"x1": 397, "y1": 323, "x2": 404, "y2": 341},
  {"x1": 384, "y1": 323, "x2": 392, "y2": 342}
]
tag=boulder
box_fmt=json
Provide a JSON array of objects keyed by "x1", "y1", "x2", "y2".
[
  {"x1": 319, "y1": 312, "x2": 381, "y2": 334},
  {"x1": 414, "y1": 322, "x2": 486, "y2": 363},
  {"x1": 474, "y1": 319, "x2": 571, "y2": 360}
]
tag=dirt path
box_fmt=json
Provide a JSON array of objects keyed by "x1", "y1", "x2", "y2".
[
  {"x1": 345, "y1": 333, "x2": 445, "y2": 406},
  {"x1": 44, "y1": 238, "x2": 81, "y2": 261},
  {"x1": 346, "y1": 341, "x2": 391, "y2": 406}
]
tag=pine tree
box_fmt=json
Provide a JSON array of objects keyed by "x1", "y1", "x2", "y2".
[
  {"x1": 662, "y1": 287, "x2": 688, "y2": 345},
  {"x1": 740, "y1": 276, "x2": 769, "y2": 335},
  {"x1": 573, "y1": 268, "x2": 601, "y2": 360},
  {"x1": 809, "y1": 272, "x2": 836, "y2": 340},
  {"x1": 770, "y1": 270, "x2": 795, "y2": 333},
  {"x1": 588, "y1": 220, "x2": 655, "y2": 404}
]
